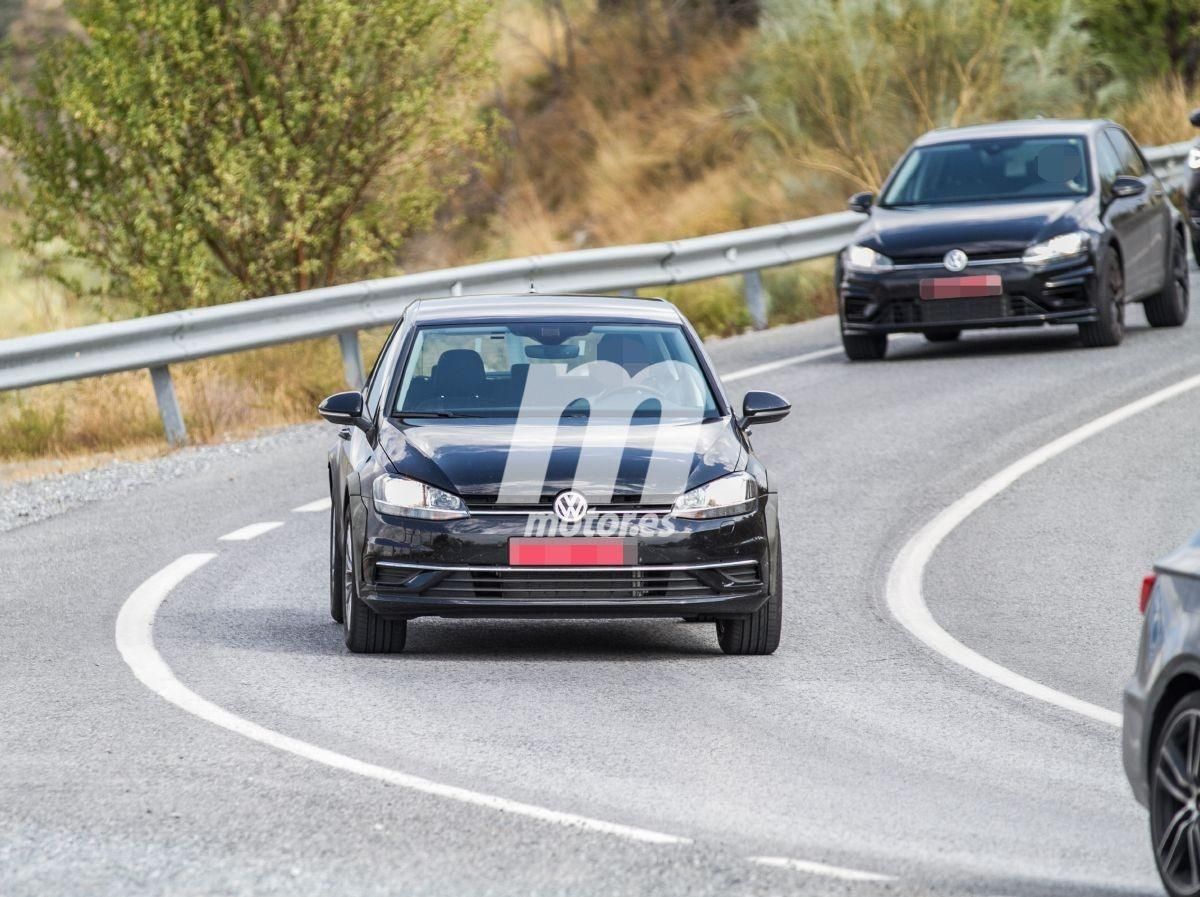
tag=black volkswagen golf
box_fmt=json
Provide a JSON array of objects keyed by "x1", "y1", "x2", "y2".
[
  {"x1": 318, "y1": 295, "x2": 790, "y2": 655},
  {"x1": 838, "y1": 119, "x2": 1189, "y2": 360}
]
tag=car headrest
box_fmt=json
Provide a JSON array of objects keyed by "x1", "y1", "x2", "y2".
[
  {"x1": 431, "y1": 349, "x2": 486, "y2": 398},
  {"x1": 596, "y1": 333, "x2": 652, "y2": 376}
]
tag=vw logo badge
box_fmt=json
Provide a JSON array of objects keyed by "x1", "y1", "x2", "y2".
[
  {"x1": 943, "y1": 248, "x2": 968, "y2": 272},
  {"x1": 553, "y1": 490, "x2": 588, "y2": 523}
]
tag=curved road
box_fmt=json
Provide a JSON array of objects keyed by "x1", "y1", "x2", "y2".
[{"x1": 5, "y1": 279, "x2": 1200, "y2": 896}]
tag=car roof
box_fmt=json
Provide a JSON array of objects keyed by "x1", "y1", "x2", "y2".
[
  {"x1": 407, "y1": 294, "x2": 682, "y2": 325},
  {"x1": 914, "y1": 119, "x2": 1113, "y2": 147}
]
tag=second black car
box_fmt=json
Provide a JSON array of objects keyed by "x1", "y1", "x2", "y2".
[{"x1": 838, "y1": 119, "x2": 1190, "y2": 360}]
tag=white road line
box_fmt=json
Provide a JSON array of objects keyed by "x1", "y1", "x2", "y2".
[
  {"x1": 887, "y1": 370, "x2": 1200, "y2": 728},
  {"x1": 749, "y1": 855, "x2": 897, "y2": 882},
  {"x1": 115, "y1": 554, "x2": 690, "y2": 846},
  {"x1": 292, "y1": 497, "x2": 332, "y2": 513},
  {"x1": 723, "y1": 346, "x2": 842, "y2": 382},
  {"x1": 218, "y1": 521, "x2": 284, "y2": 541}
]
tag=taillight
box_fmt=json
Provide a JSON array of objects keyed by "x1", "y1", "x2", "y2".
[{"x1": 1140, "y1": 573, "x2": 1158, "y2": 614}]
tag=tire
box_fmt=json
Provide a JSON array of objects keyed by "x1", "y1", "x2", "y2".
[
  {"x1": 329, "y1": 498, "x2": 345, "y2": 623},
  {"x1": 842, "y1": 331, "x2": 888, "y2": 361},
  {"x1": 1145, "y1": 231, "x2": 1190, "y2": 328},
  {"x1": 1079, "y1": 251, "x2": 1125, "y2": 348},
  {"x1": 342, "y1": 508, "x2": 407, "y2": 654},
  {"x1": 1150, "y1": 691, "x2": 1200, "y2": 897},
  {"x1": 715, "y1": 552, "x2": 782, "y2": 656},
  {"x1": 924, "y1": 329, "x2": 961, "y2": 343}
]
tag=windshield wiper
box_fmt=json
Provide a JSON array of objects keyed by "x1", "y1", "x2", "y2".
[{"x1": 395, "y1": 410, "x2": 484, "y2": 419}]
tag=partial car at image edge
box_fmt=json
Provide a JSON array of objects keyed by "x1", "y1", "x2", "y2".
[{"x1": 1124, "y1": 529, "x2": 1200, "y2": 897}]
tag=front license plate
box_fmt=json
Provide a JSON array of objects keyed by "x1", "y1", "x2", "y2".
[
  {"x1": 919, "y1": 274, "x2": 1002, "y2": 300},
  {"x1": 508, "y1": 538, "x2": 635, "y2": 566}
]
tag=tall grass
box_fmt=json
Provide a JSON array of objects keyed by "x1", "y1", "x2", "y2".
[{"x1": 745, "y1": 0, "x2": 1097, "y2": 194}]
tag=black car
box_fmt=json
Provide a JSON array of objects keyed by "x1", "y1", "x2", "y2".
[
  {"x1": 318, "y1": 295, "x2": 790, "y2": 655},
  {"x1": 837, "y1": 119, "x2": 1190, "y2": 360}
]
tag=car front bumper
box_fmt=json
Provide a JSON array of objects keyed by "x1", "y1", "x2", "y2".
[
  {"x1": 840, "y1": 256, "x2": 1098, "y2": 334},
  {"x1": 354, "y1": 495, "x2": 778, "y2": 619}
]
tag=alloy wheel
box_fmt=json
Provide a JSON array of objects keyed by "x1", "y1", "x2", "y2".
[{"x1": 1153, "y1": 708, "x2": 1200, "y2": 894}]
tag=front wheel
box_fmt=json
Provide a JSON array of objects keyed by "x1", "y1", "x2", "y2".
[
  {"x1": 329, "y1": 498, "x2": 345, "y2": 623},
  {"x1": 1150, "y1": 691, "x2": 1200, "y2": 897},
  {"x1": 1144, "y1": 231, "x2": 1190, "y2": 328},
  {"x1": 715, "y1": 555, "x2": 782, "y2": 655},
  {"x1": 342, "y1": 509, "x2": 407, "y2": 653},
  {"x1": 1078, "y1": 252, "x2": 1125, "y2": 348},
  {"x1": 842, "y1": 331, "x2": 888, "y2": 361}
]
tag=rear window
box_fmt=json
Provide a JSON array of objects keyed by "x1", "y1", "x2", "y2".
[
  {"x1": 392, "y1": 322, "x2": 720, "y2": 420},
  {"x1": 881, "y1": 136, "x2": 1091, "y2": 206}
]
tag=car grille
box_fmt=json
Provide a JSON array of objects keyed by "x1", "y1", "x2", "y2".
[
  {"x1": 374, "y1": 561, "x2": 762, "y2": 601},
  {"x1": 464, "y1": 493, "x2": 661, "y2": 513},
  {"x1": 877, "y1": 295, "x2": 1047, "y2": 325}
]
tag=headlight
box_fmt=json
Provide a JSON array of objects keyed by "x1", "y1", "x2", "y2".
[
  {"x1": 845, "y1": 244, "x2": 894, "y2": 273},
  {"x1": 372, "y1": 474, "x2": 468, "y2": 520},
  {"x1": 1022, "y1": 231, "x2": 1089, "y2": 266},
  {"x1": 1188, "y1": 146, "x2": 1200, "y2": 170},
  {"x1": 671, "y1": 472, "x2": 758, "y2": 520}
]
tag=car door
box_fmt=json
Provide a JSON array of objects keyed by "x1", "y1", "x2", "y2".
[{"x1": 1106, "y1": 127, "x2": 1169, "y2": 297}]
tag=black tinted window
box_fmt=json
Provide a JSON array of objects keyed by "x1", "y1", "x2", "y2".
[
  {"x1": 1106, "y1": 129, "x2": 1147, "y2": 177},
  {"x1": 1096, "y1": 133, "x2": 1123, "y2": 194}
]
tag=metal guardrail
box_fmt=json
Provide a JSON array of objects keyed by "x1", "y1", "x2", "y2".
[{"x1": 0, "y1": 140, "x2": 1191, "y2": 444}]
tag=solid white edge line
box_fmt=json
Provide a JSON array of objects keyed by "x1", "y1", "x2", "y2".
[
  {"x1": 886, "y1": 371, "x2": 1200, "y2": 728},
  {"x1": 749, "y1": 855, "x2": 896, "y2": 882},
  {"x1": 114, "y1": 553, "x2": 690, "y2": 846},
  {"x1": 218, "y1": 521, "x2": 284, "y2": 541},
  {"x1": 723, "y1": 346, "x2": 842, "y2": 383},
  {"x1": 292, "y1": 497, "x2": 332, "y2": 513}
]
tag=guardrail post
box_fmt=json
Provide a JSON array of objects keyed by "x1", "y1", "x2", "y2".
[
  {"x1": 149, "y1": 366, "x2": 187, "y2": 446},
  {"x1": 743, "y1": 270, "x2": 769, "y2": 330},
  {"x1": 338, "y1": 330, "x2": 365, "y2": 389}
]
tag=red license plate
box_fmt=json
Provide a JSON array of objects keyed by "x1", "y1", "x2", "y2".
[
  {"x1": 919, "y1": 274, "x2": 1002, "y2": 300},
  {"x1": 508, "y1": 538, "x2": 635, "y2": 566}
]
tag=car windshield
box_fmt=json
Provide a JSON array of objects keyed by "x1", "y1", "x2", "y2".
[
  {"x1": 880, "y1": 136, "x2": 1091, "y2": 206},
  {"x1": 392, "y1": 322, "x2": 720, "y2": 420}
]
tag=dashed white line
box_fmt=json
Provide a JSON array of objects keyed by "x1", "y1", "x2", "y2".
[
  {"x1": 749, "y1": 855, "x2": 897, "y2": 882},
  {"x1": 218, "y1": 521, "x2": 284, "y2": 541},
  {"x1": 292, "y1": 497, "x2": 332, "y2": 513},
  {"x1": 115, "y1": 553, "x2": 690, "y2": 846},
  {"x1": 887, "y1": 370, "x2": 1200, "y2": 727}
]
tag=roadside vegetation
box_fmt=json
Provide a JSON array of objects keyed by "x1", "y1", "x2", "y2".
[{"x1": 0, "y1": 0, "x2": 1197, "y2": 471}]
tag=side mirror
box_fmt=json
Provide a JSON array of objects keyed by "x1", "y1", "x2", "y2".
[
  {"x1": 741, "y1": 390, "x2": 791, "y2": 427},
  {"x1": 318, "y1": 390, "x2": 367, "y2": 429},
  {"x1": 1190, "y1": 108, "x2": 1200, "y2": 128},
  {"x1": 848, "y1": 191, "x2": 874, "y2": 214},
  {"x1": 1111, "y1": 175, "x2": 1146, "y2": 199}
]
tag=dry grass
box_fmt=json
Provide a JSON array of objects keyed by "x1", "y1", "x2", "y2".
[{"x1": 1113, "y1": 77, "x2": 1197, "y2": 146}]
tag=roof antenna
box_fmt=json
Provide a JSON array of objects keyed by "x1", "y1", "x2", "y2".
[{"x1": 528, "y1": 278, "x2": 537, "y2": 294}]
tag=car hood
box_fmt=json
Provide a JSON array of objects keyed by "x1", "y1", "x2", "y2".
[
  {"x1": 376, "y1": 416, "x2": 744, "y2": 505},
  {"x1": 858, "y1": 198, "x2": 1088, "y2": 260}
]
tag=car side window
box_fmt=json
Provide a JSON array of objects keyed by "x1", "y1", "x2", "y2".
[
  {"x1": 364, "y1": 322, "x2": 401, "y2": 417},
  {"x1": 1096, "y1": 133, "x2": 1123, "y2": 196},
  {"x1": 1107, "y1": 128, "x2": 1147, "y2": 177}
]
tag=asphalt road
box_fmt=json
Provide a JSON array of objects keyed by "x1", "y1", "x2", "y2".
[{"x1": 4, "y1": 277, "x2": 1200, "y2": 897}]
